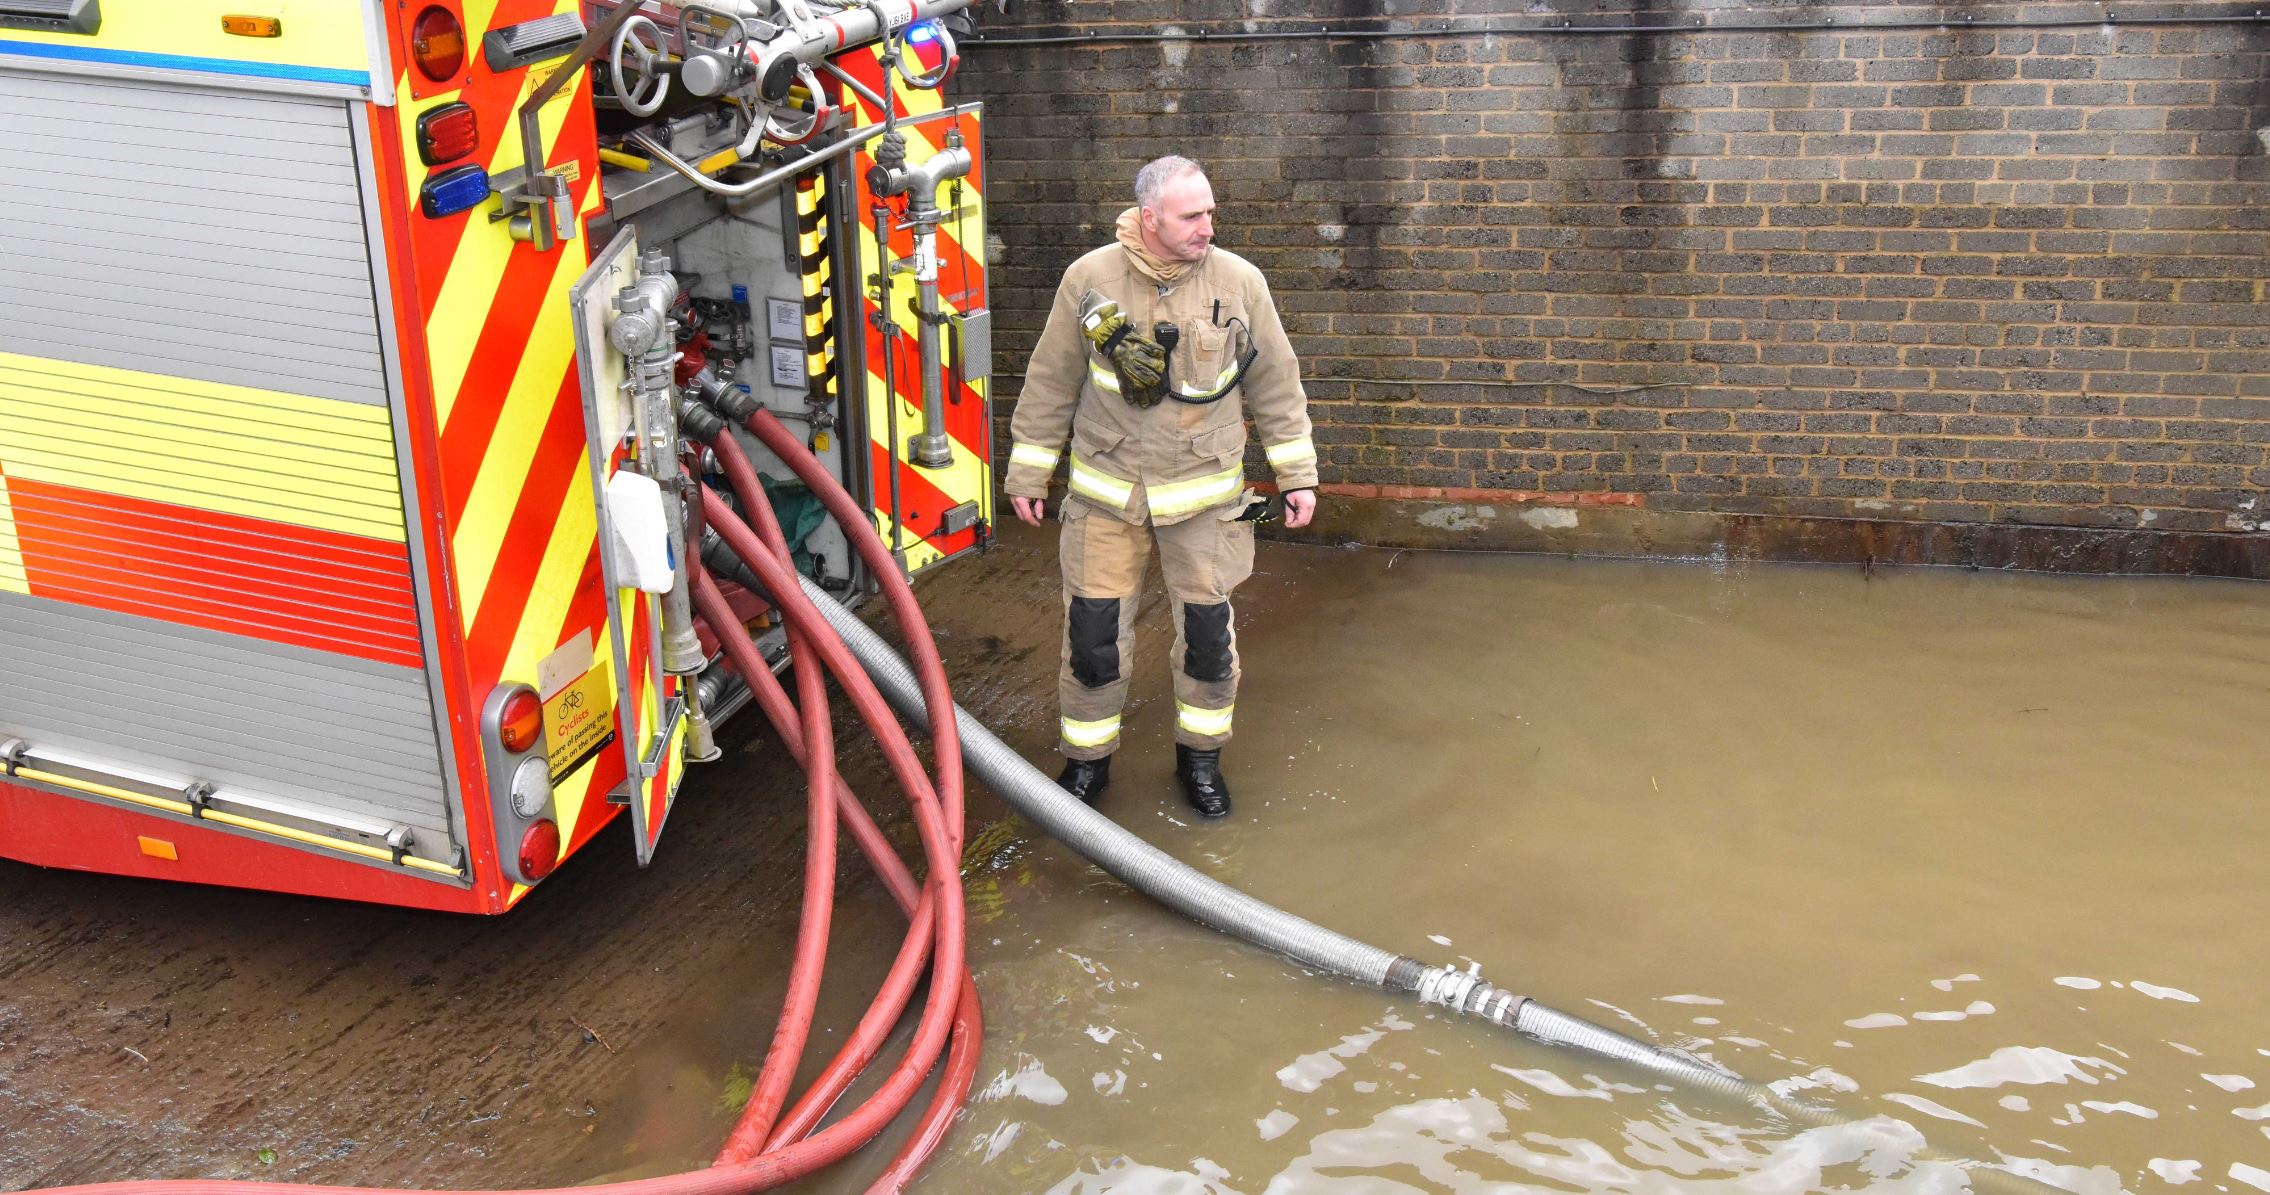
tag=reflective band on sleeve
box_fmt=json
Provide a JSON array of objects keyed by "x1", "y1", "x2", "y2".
[
  {"x1": 1061, "y1": 714, "x2": 1122, "y2": 748},
  {"x1": 1265, "y1": 437, "x2": 1317, "y2": 468},
  {"x1": 1175, "y1": 701, "x2": 1234, "y2": 737},
  {"x1": 1088, "y1": 363, "x2": 1121, "y2": 393},
  {"x1": 1068, "y1": 456, "x2": 1136, "y2": 509},
  {"x1": 1009, "y1": 441, "x2": 1062, "y2": 471},
  {"x1": 1147, "y1": 465, "x2": 1245, "y2": 518}
]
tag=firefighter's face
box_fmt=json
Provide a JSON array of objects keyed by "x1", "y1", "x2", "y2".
[{"x1": 1143, "y1": 172, "x2": 1215, "y2": 263}]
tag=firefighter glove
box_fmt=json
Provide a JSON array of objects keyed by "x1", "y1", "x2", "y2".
[{"x1": 1078, "y1": 290, "x2": 1169, "y2": 409}]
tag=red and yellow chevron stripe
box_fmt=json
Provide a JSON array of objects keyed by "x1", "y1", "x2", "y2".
[
  {"x1": 835, "y1": 49, "x2": 991, "y2": 574},
  {"x1": 377, "y1": 0, "x2": 628, "y2": 904}
]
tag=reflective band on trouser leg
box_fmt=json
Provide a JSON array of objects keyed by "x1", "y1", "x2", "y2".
[
  {"x1": 1061, "y1": 714, "x2": 1122, "y2": 749},
  {"x1": 1265, "y1": 437, "x2": 1317, "y2": 469},
  {"x1": 1175, "y1": 701, "x2": 1234, "y2": 737},
  {"x1": 1067, "y1": 456, "x2": 1135, "y2": 511},
  {"x1": 1010, "y1": 441, "x2": 1061, "y2": 471},
  {"x1": 1147, "y1": 465, "x2": 1245, "y2": 519},
  {"x1": 1087, "y1": 363, "x2": 1120, "y2": 394}
]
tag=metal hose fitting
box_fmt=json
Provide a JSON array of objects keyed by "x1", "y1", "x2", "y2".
[
  {"x1": 1413, "y1": 962, "x2": 1527, "y2": 1027},
  {"x1": 702, "y1": 527, "x2": 767, "y2": 595},
  {"x1": 677, "y1": 394, "x2": 727, "y2": 444}
]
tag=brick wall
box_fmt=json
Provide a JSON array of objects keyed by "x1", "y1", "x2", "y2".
[{"x1": 960, "y1": 1, "x2": 2270, "y2": 538}]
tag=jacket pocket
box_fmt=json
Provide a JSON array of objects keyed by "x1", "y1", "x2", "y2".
[
  {"x1": 1179, "y1": 321, "x2": 1235, "y2": 400},
  {"x1": 1072, "y1": 419, "x2": 1127, "y2": 457},
  {"x1": 1067, "y1": 420, "x2": 1137, "y2": 510},
  {"x1": 1188, "y1": 423, "x2": 1245, "y2": 465}
]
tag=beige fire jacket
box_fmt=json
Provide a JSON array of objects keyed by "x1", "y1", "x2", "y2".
[{"x1": 1003, "y1": 243, "x2": 1317, "y2": 526}]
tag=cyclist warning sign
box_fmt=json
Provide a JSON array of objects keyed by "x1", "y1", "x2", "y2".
[{"x1": 544, "y1": 661, "x2": 616, "y2": 783}]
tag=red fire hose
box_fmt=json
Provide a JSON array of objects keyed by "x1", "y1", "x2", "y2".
[
  {"x1": 39, "y1": 427, "x2": 983, "y2": 1193},
  {"x1": 698, "y1": 425, "x2": 986, "y2": 1183}
]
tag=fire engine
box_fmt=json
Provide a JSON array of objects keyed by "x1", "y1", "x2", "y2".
[{"x1": 0, "y1": 0, "x2": 992, "y2": 913}]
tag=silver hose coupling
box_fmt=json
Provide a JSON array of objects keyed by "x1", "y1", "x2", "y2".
[{"x1": 1414, "y1": 962, "x2": 1526, "y2": 1029}]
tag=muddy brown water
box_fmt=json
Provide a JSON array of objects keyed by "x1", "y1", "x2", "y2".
[{"x1": 5, "y1": 523, "x2": 2267, "y2": 1193}]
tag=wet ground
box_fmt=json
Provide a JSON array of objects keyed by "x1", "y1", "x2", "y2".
[{"x1": 5, "y1": 520, "x2": 2268, "y2": 1193}]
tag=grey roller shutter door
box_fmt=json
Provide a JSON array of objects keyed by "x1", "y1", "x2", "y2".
[
  {"x1": 0, "y1": 597, "x2": 455, "y2": 848},
  {"x1": 0, "y1": 67, "x2": 456, "y2": 865},
  {"x1": 0, "y1": 70, "x2": 388, "y2": 407}
]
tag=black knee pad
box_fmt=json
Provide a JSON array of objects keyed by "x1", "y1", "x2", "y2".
[
  {"x1": 1182, "y1": 601, "x2": 1233, "y2": 683},
  {"x1": 1068, "y1": 597, "x2": 1121, "y2": 688}
]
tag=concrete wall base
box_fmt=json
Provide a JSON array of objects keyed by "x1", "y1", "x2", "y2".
[{"x1": 1289, "y1": 496, "x2": 2270, "y2": 580}]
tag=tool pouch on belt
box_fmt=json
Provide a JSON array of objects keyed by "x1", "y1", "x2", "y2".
[{"x1": 1078, "y1": 290, "x2": 1169, "y2": 409}]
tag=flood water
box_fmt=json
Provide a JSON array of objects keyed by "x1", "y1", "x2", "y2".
[{"x1": 570, "y1": 542, "x2": 2270, "y2": 1193}]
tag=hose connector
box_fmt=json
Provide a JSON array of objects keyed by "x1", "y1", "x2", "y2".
[
  {"x1": 678, "y1": 395, "x2": 728, "y2": 443},
  {"x1": 1414, "y1": 962, "x2": 1526, "y2": 1028},
  {"x1": 610, "y1": 257, "x2": 678, "y2": 357},
  {"x1": 714, "y1": 382, "x2": 762, "y2": 423},
  {"x1": 702, "y1": 526, "x2": 768, "y2": 596},
  {"x1": 686, "y1": 361, "x2": 734, "y2": 407},
  {"x1": 683, "y1": 684, "x2": 723, "y2": 764}
]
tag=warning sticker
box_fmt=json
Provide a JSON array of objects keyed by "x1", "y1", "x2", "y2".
[{"x1": 545, "y1": 661, "x2": 616, "y2": 783}]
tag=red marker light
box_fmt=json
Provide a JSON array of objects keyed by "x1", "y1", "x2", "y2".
[
  {"x1": 416, "y1": 101, "x2": 478, "y2": 165},
  {"x1": 517, "y1": 819, "x2": 561, "y2": 882},
  {"x1": 410, "y1": 6, "x2": 466, "y2": 83},
  {"x1": 497, "y1": 687, "x2": 544, "y2": 753}
]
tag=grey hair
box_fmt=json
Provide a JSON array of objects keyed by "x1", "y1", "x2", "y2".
[{"x1": 1134, "y1": 155, "x2": 1206, "y2": 210}]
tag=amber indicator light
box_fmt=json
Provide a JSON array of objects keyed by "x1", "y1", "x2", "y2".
[{"x1": 220, "y1": 15, "x2": 282, "y2": 37}]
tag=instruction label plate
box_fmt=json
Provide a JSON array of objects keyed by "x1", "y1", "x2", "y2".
[{"x1": 769, "y1": 344, "x2": 805, "y2": 388}]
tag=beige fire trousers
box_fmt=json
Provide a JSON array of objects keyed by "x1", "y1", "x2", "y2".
[{"x1": 1056, "y1": 495, "x2": 1257, "y2": 760}]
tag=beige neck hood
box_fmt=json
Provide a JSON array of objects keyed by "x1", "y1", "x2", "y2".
[{"x1": 1116, "y1": 206, "x2": 1201, "y2": 289}]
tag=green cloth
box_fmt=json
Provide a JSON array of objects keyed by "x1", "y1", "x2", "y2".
[{"x1": 759, "y1": 474, "x2": 827, "y2": 576}]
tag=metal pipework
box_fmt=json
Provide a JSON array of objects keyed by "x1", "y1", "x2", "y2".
[
  {"x1": 683, "y1": 676, "x2": 723, "y2": 762},
  {"x1": 502, "y1": 0, "x2": 659, "y2": 251},
  {"x1": 867, "y1": 127, "x2": 973, "y2": 470},
  {"x1": 626, "y1": 120, "x2": 890, "y2": 200},
  {"x1": 727, "y1": 0, "x2": 973, "y2": 105},
  {"x1": 610, "y1": 252, "x2": 706, "y2": 676}
]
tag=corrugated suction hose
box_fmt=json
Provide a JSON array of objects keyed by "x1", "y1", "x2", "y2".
[{"x1": 795, "y1": 576, "x2": 1756, "y2": 1098}]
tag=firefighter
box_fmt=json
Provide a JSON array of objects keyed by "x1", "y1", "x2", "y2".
[{"x1": 1004, "y1": 155, "x2": 1319, "y2": 819}]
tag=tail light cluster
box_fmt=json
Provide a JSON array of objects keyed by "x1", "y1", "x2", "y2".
[
  {"x1": 408, "y1": 5, "x2": 490, "y2": 218},
  {"x1": 482, "y1": 683, "x2": 560, "y2": 887},
  {"x1": 409, "y1": 5, "x2": 466, "y2": 82}
]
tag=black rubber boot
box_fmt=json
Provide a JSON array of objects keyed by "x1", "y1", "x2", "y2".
[
  {"x1": 1175, "y1": 744, "x2": 1231, "y2": 819},
  {"x1": 1057, "y1": 755, "x2": 1112, "y2": 805}
]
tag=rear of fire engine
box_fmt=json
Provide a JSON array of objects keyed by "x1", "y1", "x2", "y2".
[{"x1": 0, "y1": 0, "x2": 992, "y2": 914}]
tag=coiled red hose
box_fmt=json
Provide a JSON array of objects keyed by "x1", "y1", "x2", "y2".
[
  {"x1": 699, "y1": 428, "x2": 985, "y2": 1184},
  {"x1": 37, "y1": 429, "x2": 982, "y2": 1194},
  {"x1": 724, "y1": 410, "x2": 984, "y2": 1186}
]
